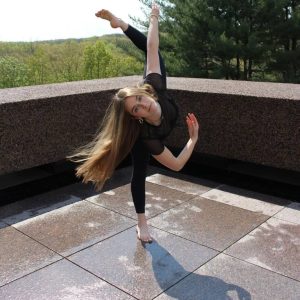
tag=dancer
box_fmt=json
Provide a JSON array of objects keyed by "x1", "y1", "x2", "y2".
[{"x1": 69, "y1": 2, "x2": 199, "y2": 243}]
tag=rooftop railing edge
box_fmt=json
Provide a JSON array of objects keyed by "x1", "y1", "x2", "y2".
[{"x1": 1, "y1": 77, "x2": 299, "y2": 181}]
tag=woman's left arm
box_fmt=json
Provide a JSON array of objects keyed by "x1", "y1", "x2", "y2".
[
  {"x1": 153, "y1": 113, "x2": 200, "y2": 171},
  {"x1": 146, "y1": 2, "x2": 161, "y2": 75}
]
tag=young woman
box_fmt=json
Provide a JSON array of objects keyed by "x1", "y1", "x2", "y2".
[{"x1": 69, "y1": 2, "x2": 199, "y2": 243}]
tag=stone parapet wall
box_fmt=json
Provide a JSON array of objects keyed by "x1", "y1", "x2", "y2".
[{"x1": 0, "y1": 76, "x2": 299, "y2": 175}]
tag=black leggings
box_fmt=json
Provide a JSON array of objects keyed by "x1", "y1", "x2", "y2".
[{"x1": 124, "y1": 25, "x2": 166, "y2": 214}]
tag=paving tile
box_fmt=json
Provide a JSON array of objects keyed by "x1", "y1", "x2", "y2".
[
  {"x1": 0, "y1": 190, "x2": 82, "y2": 225},
  {"x1": 0, "y1": 225, "x2": 61, "y2": 287},
  {"x1": 225, "y1": 217, "x2": 300, "y2": 281},
  {"x1": 0, "y1": 167, "x2": 134, "y2": 226},
  {"x1": 274, "y1": 202, "x2": 300, "y2": 225},
  {"x1": 10, "y1": 200, "x2": 135, "y2": 256},
  {"x1": 61, "y1": 166, "x2": 134, "y2": 200},
  {"x1": 146, "y1": 169, "x2": 220, "y2": 195},
  {"x1": 149, "y1": 197, "x2": 269, "y2": 251},
  {"x1": 0, "y1": 167, "x2": 133, "y2": 216},
  {"x1": 69, "y1": 227, "x2": 218, "y2": 300},
  {"x1": 0, "y1": 259, "x2": 134, "y2": 300},
  {"x1": 87, "y1": 182, "x2": 195, "y2": 219},
  {"x1": 54, "y1": 181, "x2": 100, "y2": 200},
  {"x1": 200, "y1": 184, "x2": 291, "y2": 216},
  {"x1": 155, "y1": 253, "x2": 300, "y2": 300}
]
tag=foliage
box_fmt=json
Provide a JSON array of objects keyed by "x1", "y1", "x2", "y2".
[
  {"x1": 1, "y1": 0, "x2": 299, "y2": 87},
  {"x1": 0, "y1": 36, "x2": 143, "y2": 89},
  {"x1": 135, "y1": 0, "x2": 300, "y2": 83},
  {"x1": 0, "y1": 56, "x2": 30, "y2": 88}
]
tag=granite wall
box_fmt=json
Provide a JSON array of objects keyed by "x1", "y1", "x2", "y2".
[{"x1": 0, "y1": 76, "x2": 299, "y2": 175}]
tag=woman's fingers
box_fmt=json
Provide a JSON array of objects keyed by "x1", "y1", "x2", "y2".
[
  {"x1": 186, "y1": 113, "x2": 199, "y2": 142},
  {"x1": 186, "y1": 115, "x2": 195, "y2": 133},
  {"x1": 186, "y1": 114, "x2": 193, "y2": 124},
  {"x1": 188, "y1": 113, "x2": 199, "y2": 130},
  {"x1": 187, "y1": 113, "x2": 198, "y2": 127},
  {"x1": 188, "y1": 113, "x2": 198, "y2": 124}
]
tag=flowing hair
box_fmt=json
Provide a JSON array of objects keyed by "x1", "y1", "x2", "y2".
[{"x1": 67, "y1": 83, "x2": 157, "y2": 191}]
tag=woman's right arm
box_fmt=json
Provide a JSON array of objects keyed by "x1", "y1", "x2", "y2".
[{"x1": 152, "y1": 113, "x2": 200, "y2": 171}]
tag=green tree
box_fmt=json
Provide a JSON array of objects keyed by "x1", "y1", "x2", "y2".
[
  {"x1": 83, "y1": 41, "x2": 113, "y2": 79},
  {"x1": 94, "y1": 41, "x2": 112, "y2": 77},
  {"x1": 137, "y1": 0, "x2": 299, "y2": 82},
  {"x1": 46, "y1": 41, "x2": 83, "y2": 82},
  {"x1": 27, "y1": 46, "x2": 50, "y2": 85},
  {"x1": 261, "y1": 0, "x2": 300, "y2": 82},
  {"x1": 83, "y1": 44, "x2": 95, "y2": 79},
  {"x1": 0, "y1": 57, "x2": 30, "y2": 88}
]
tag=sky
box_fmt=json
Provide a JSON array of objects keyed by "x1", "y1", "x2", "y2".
[{"x1": 0, "y1": 0, "x2": 146, "y2": 42}]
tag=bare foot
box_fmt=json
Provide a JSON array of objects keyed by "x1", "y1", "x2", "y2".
[
  {"x1": 95, "y1": 9, "x2": 121, "y2": 29},
  {"x1": 136, "y1": 224, "x2": 153, "y2": 243}
]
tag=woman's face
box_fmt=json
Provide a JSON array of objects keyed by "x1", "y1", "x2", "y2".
[{"x1": 124, "y1": 94, "x2": 158, "y2": 119}]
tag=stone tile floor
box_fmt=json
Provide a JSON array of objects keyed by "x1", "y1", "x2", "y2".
[{"x1": 0, "y1": 166, "x2": 299, "y2": 299}]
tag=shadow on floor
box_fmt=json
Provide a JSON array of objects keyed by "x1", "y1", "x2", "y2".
[{"x1": 143, "y1": 241, "x2": 251, "y2": 300}]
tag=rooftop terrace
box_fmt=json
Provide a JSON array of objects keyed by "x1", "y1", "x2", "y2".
[
  {"x1": 0, "y1": 77, "x2": 299, "y2": 299},
  {"x1": 0, "y1": 165, "x2": 300, "y2": 299}
]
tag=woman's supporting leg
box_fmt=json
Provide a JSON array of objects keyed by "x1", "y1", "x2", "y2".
[
  {"x1": 131, "y1": 139, "x2": 149, "y2": 214},
  {"x1": 131, "y1": 139, "x2": 152, "y2": 243}
]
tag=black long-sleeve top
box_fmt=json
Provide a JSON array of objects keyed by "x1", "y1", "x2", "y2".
[{"x1": 139, "y1": 73, "x2": 179, "y2": 155}]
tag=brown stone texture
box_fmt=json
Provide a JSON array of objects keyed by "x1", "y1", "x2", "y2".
[{"x1": 0, "y1": 76, "x2": 299, "y2": 175}]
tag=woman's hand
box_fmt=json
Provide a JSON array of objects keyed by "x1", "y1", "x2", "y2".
[
  {"x1": 153, "y1": 113, "x2": 199, "y2": 172},
  {"x1": 186, "y1": 113, "x2": 199, "y2": 144}
]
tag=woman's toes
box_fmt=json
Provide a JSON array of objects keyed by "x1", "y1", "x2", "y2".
[
  {"x1": 96, "y1": 9, "x2": 120, "y2": 28},
  {"x1": 136, "y1": 226, "x2": 152, "y2": 243},
  {"x1": 95, "y1": 9, "x2": 104, "y2": 18}
]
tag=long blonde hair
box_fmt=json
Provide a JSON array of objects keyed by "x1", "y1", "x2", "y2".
[{"x1": 67, "y1": 83, "x2": 157, "y2": 191}]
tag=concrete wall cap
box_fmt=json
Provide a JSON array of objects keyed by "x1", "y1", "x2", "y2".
[{"x1": 0, "y1": 76, "x2": 299, "y2": 104}]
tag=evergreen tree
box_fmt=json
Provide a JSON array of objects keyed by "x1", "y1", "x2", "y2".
[
  {"x1": 137, "y1": 0, "x2": 299, "y2": 82},
  {"x1": 260, "y1": 0, "x2": 300, "y2": 82}
]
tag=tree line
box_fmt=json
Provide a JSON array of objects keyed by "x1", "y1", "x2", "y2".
[
  {"x1": 1, "y1": 0, "x2": 299, "y2": 89},
  {"x1": 138, "y1": 0, "x2": 300, "y2": 83},
  {"x1": 0, "y1": 36, "x2": 143, "y2": 89}
]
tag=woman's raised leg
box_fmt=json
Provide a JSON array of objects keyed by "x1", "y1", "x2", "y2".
[{"x1": 96, "y1": 8, "x2": 166, "y2": 83}]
